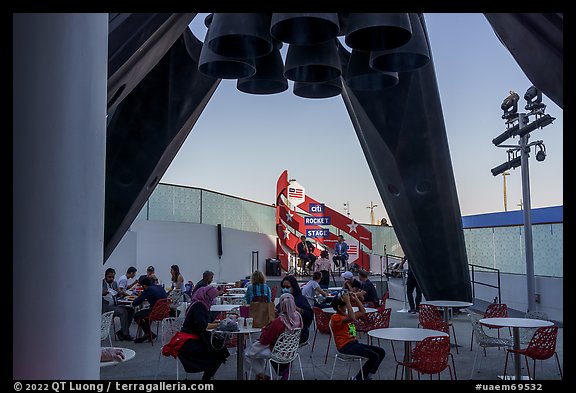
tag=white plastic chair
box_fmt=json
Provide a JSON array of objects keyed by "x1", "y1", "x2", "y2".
[
  {"x1": 101, "y1": 311, "x2": 115, "y2": 347},
  {"x1": 267, "y1": 328, "x2": 304, "y2": 380},
  {"x1": 519, "y1": 311, "x2": 549, "y2": 345},
  {"x1": 468, "y1": 313, "x2": 513, "y2": 379},
  {"x1": 156, "y1": 316, "x2": 185, "y2": 380},
  {"x1": 328, "y1": 321, "x2": 368, "y2": 380}
]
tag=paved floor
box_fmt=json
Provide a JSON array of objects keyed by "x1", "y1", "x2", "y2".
[{"x1": 100, "y1": 297, "x2": 563, "y2": 381}]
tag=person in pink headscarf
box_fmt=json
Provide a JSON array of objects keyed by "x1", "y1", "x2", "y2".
[
  {"x1": 245, "y1": 293, "x2": 303, "y2": 380},
  {"x1": 177, "y1": 285, "x2": 229, "y2": 381}
]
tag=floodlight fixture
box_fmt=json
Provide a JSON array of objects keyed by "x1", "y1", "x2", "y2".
[
  {"x1": 524, "y1": 85, "x2": 546, "y2": 112},
  {"x1": 535, "y1": 143, "x2": 546, "y2": 162},
  {"x1": 491, "y1": 155, "x2": 521, "y2": 176},
  {"x1": 501, "y1": 90, "x2": 520, "y2": 120}
]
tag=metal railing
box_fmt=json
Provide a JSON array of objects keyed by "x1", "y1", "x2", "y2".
[{"x1": 469, "y1": 264, "x2": 502, "y2": 303}]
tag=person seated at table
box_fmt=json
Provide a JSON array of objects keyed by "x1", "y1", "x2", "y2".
[
  {"x1": 330, "y1": 292, "x2": 385, "y2": 380},
  {"x1": 117, "y1": 266, "x2": 138, "y2": 293},
  {"x1": 146, "y1": 265, "x2": 159, "y2": 285},
  {"x1": 168, "y1": 264, "x2": 185, "y2": 293},
  {"x1": 192, "y1": 270, "x2": 214, "y2": 295},
  {"x1": 245, "y1": 293, "x2": 303, "y2": 380},
  {"x1": 313, "y1": 250, "x2": 332, "y2": 289},
  {"x1": 358, "y1": 269, "x2": 379, "y2": 307},
  {"x1": 278, "y1": 275, "x2": 313, "y2": 344},
  {"x1": 244, "y1": 270, "x2": 272, "y2": 304},
  {"x1": 341, "y1": 271, "x2": 363, "y2": 295},
  {"x1": 178, "y1": 286, "x2": 230, "y2": 381},
  {"x1": 102, "y1": 268, "x2": 135, "y2": 341},
  {"x1": 302, "y1": 272, "x2": 329, "y2": 308},
  {"x1": 348, "y1": 279, "x2": 366, "y2": 303},
  {"x1": 132, "y1": 276, "x2": 168, "y2": 343}
]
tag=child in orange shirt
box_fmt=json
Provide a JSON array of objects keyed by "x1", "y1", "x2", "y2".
[{"x1": 330, "y1": 292, "x2": 385, "y2": 380}]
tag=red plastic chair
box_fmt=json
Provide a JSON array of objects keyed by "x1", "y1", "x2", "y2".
[
  {"x1": 504, "y1": 326, "x2": 562, "y2": 380},
  {"x1": 419, "y1": 304, "x2": 459, "y2": 354},
  {"x1": 357, "y1": 307, "x2": 391, "y2": 343},
  {"x1": 311, "y1": 307, "x2": 332, "y2": 364},
  {"x1": 270, "y1": 286, "x2": 279, "y2": 302},
  {"x1": 136, "y1": 298, "x2": 172, "y2": 346},
  {"x1": 395, "y1": 336, "x2": 454, "y2": 380},
  {"x1": 470, "y1": 303, "x2": 509, "y2": 350},
  {"x1": 421, "y1": 319, "x2": 458, "y2": 378},
  {"x1": 380, "y1": 290, "x2": 389, "y2": 309}
]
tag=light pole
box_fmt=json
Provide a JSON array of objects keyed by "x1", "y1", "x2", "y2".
[
  {"x1": 366, "y1": 201, "x2": 378, "y2": 225},
  {"x1": 502, "y1": 171, "x2": 510, "y2": 211},
  {"x1": 490, "y1": 86, "x2": 555, "y2": 312},
  {"x1": 343, "y1": 201, "x2": 350, "y2": 218}
]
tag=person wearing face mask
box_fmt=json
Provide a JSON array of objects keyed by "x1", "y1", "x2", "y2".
[{"x1": 277, "y1": 275, "x2": 313, "y2": 344}]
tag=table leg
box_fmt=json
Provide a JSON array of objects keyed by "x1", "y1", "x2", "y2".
[
  {"x1": 512, "y1": 327, "x2": 521, "y2": 380},
  {"x1": 237, "y1": 333, "x2": 245, "y2": 380},
  {"x1": 403, "y1": 341, "x2": 412, "y2": 380},
  {"x1": 443, "y1": 307, "x2": 449, "y2": 323}
]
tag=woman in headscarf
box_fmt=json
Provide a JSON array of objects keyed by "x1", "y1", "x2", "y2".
[
  {"x1": 245, "y1": 293, "x2": 303, "y2": 380},
  {"x1": 278, "y1": 274, "x2": 314, "y2": 344},
  {"x1": 177, "y1": 285, "x2": 230, "y2": 381}
]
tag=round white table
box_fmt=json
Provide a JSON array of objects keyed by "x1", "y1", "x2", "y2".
[
  {"x1": 226, "y1": 288, "x2": 247, "y2": 293},
  {"x1": 368, "y1": 328, "x2": 449, "y2": 380},
  {"x1": 322, "y1": 307, "x2": 378, "y2": 314},
  {"x1": 214, "y1": 327, "x2": 262, "y2": 380},
  {"x1": 100, "y1": 347, "x2": 136, "y2": 368},
  {"x1": 210, "y1": 304, "x2": 240, "y2": 312},
  {"x1": 421, "y1": 300, "x2": 474, "y2": 322},
  {"x1": 480, "y1": 317, "x2": 554, "y2": 380}
]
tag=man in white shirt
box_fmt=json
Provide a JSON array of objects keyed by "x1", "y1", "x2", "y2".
[
  {"x1": 301, "y1": 272, "x2": 329, "y2": 307},
  {"x1": 102, "y1": 268, "x2": 135, "y2": 341},
  {"x1": 117, "y1": 266, "x2": 138, "y2": 292}
]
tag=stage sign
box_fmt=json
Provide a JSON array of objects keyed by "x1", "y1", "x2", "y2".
[
  {"x1": 306, "y1": 228, "x2": 330, "y2": 238},
  {"x1": 309, "y1": 203, "x2": 325, "y2": 214},
  {"x1": 304, "y1": 216, "x2": 331, "y2": 225}
]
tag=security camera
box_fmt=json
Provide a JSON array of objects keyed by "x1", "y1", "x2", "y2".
[{"x1": 535, "y1": 143, "x2": 546, "y2": 162}]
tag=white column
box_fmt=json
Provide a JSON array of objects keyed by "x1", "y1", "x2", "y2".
[{"x1": 13, "y1": 13, "x2": 108, "y2": 379}]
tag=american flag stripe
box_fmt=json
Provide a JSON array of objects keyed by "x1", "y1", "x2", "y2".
[
  {"x1": 348, "y1": 245, "x2": 358, "y2": 254},
  {"x1": 288, "y1": 187, "x2": 303, "y2": 198}
]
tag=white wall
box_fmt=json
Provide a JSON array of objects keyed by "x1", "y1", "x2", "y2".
[
  {"x1": 104, "y1": 230, "x2": 137, "y2": 276},
  {"x1": 106, "y1": 219, "x2": 277, "y2": 286},
  {"x1": 471, "y1": 271, "x2": 563, "y2": 322}
]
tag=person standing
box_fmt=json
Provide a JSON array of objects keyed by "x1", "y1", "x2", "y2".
[
  {"x1": 332, "y1": 235, "x2": 349, "y2": 272},
  {"x1": 401, "y1": 258, "x2": 422, "y2": 314},
  {"x1": 313, "y1": 250, "x2": 332, "y2": 289}
]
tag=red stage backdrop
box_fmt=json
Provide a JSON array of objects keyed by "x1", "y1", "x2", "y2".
[{"x1": 276, "y1": 170, "x2": 373, "y2": 272}]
